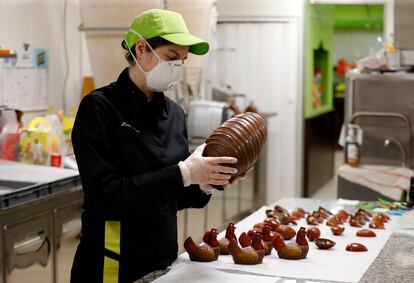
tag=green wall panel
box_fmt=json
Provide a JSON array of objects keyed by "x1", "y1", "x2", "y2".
[
  {"x1": 334, "y1": 5, "x2": 383, "y2": 30},
  {"x1": 304, "y1": 3, "x2": 383, "y2": 119},
  {"x1": 304, "y1": 3, "x2": 334, "y2": 119}
]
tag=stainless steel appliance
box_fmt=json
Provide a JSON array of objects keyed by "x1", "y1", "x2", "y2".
[
  {"x1": 0, "y1": 189, "x2": 83, "y2": 283},
  {"x1": 54, "y1": 201, "x2": 82, "y2": 283},
  {"x1": 186, "y1": 100, "x2": 229, "y2": 144},
  {"x1": 0, "y1": 160, "x2": 82, "y2": 283},
  {"x1": 385, "y1": 0, "x2": 414, "y2": 67},
  {"x1": 395, "y1": 0, "x2": 414, "y2": 50},
  {"x1": 4, "y1": 214, "x2": 52, "y2": 283},
  {"x1": 345, "y1": 72, "x2": 414, "y2": 168}
]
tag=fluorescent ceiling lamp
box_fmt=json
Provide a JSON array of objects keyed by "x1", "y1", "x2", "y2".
[{"x1": 310, "y1": 0, "x2": 386, "y2": 4}]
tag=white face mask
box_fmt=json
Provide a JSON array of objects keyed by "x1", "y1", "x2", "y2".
[{"x1": 126, "y1": 29, "x2": 183, "y2": 92}]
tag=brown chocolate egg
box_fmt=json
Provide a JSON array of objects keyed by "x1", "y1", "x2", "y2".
[
  {"x1": 264, "y1": 217, "x2": 281, "y2": 231},
  {"x1": 248, "y1": 228, "x2": 263, "y2": 239},
  {"x1": 306, "y1": 226, "x2": 321, "y2": 241},
  {"x1": 346, "y1": 243, "x2": 368, "y2": 252},
  {"x1": 274, "y1": 205, "x2": 289, "y2": 213},
  {"x1": 265, "y1": 209, "x2": 276, "y2": 218},
  {"x1": 357, "y1": 208, "x2": 373, "y2": 217},
  {"x1": 275, "y1": 212, "x2": 293, "y2": 225},
  {"x1": 276, "y1": 225, "x2": 296, "y2": 240},
  {"x1": 326, "y1": 215, "x2": 343, "y2": 227},
  {"x1": 373, "y1": 213, "x2": 390, "y2": 223},
  {"x1": 254, "y1": 223, "x2": 266, "y2": 230},
  {"x1": 203, "y1": 112, "x2": 266, "y2": 190},
  {"x1": 291, "y1": 207, "x2": 306, "y2": 219},
  {"x1": 318, "y1": 207, "x2": 333, "y2": 218},
  {"x1": 310, "y1": 211, "x2": 324, "y2": 223},
  {"x1": 315, "y1": 238, "x2": 336, "y2": 249},
  {"x1": 306, "y1": 215, "x2": 319, "y2": 225},
  {"x1": 369, "y1": 221, "x2": 385, "y2": 229},
  {"x1": 349, "y1": 216, "x2": 363, "y2": 227},
  {"x1": 336, "y1": 209, "x2": 350, "y2": 221},
  {"x1": 331, "y1": 225, "x2": 345, "y2": 235},
  {"x1": 356, "y1": 229, "x2": 376, "y2": 237}
]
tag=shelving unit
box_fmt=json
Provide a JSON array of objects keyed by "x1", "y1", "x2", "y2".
[
  {"x1": 304, "y1": 4, "x2": 334, "y2": 119},
  {"x1": 0, "y1": 54, "x2": 16, "y2": 59}
]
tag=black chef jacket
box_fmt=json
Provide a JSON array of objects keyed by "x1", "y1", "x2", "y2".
[{"x1": 70, "y1": 68, "x2": 211, "y2": 282}]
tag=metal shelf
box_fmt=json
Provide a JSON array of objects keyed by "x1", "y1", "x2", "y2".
[
  {"x1": 78, "y1": 23, "x2": 127, "y2": 32},
  {"x1": 0, "y1": 53, "x2": 16, "y2": 59}
]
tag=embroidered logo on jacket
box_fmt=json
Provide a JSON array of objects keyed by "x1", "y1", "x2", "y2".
[{"x1": 121, "y1": 122, "x2": 140, "y2": 134}]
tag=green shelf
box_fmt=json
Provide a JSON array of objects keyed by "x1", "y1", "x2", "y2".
[
  {"x1": 0, "y1": 54, "x2": 16, "y2": 59},
  {"x1": 304, "y1": 3, "x2": 334, "y2": 119},
  {"x1": 334, "y1": 5, "x2": 383, "y2": 30},
  {"x1": 304, "y1": 3, "x2": 384, "y2": 119}
]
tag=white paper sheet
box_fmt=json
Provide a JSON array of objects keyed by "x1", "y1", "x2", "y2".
[
  {"x1": 337, "y1": 198, "x2": 360, "y2": 206},
  {"x1": 176, "y1": 206, "x2": 393, "y2": 283},
  {"x1": 2, "y1": 67, "x2": 48, "y2": 111},
  {"x1": 152, "y1": 262, "x2": 280, "y2": 283}
]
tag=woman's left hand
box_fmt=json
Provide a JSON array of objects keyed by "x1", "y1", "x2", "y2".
[
  {"x1": 199, "y1": 167, "x2": 254, "y2": 194},
  {"x1": 225, "y1": 167, "x2": 253, "y2": 188}
]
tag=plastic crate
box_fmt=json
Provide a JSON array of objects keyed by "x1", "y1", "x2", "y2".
[
  {"x1": 0, "y1": 176, "x2": 81, "y2": 209},
  {"x1": 47, "y1": 176, "x2": 81, "y2": 194},
  {"x1": 0, "y1": 183, "x2": 49, "y2": 209}
]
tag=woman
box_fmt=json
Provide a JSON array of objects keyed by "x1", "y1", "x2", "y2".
[{"x1": 71, "y1": 9, "x2": 240, "y2": 282}]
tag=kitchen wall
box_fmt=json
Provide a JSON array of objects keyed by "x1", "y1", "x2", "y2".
[
  {"x1": 80, "y1": 0, "x2": 215, "y2": 97},
  {"x1": 333, "y1": 29, "x2": 384, "y2": 63},
  {"x1": 0, "y1": 0, "x2": 86, "y2": 125},
  {"x1": 216, "y1": 0, "x2": 304, "y2": 18},
  {"x1": 213, "y1": 0, "x2": 305, "y2": 203},
  {"x1": 2, "y1": 0, "x2": 306, "y2": 203},
  {"x1": 0, "y1": 0, "x2": 214, "y2": 125}
]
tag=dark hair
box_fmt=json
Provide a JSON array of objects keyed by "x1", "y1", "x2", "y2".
[{"x1": 122, "y1": 36, "x2": 173, "y2": 65}]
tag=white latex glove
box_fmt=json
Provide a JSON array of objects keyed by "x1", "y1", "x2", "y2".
[
  {"x1": 224, "y1": 167, "x2": 253, "y2": 188},
  {"x1": 197, "y1": 167, "x2": 253, "y2": 194},
  {"x1": 180, "y1": 143, "x2": 238, "y2": 186},
  {"x1": 199, "y1": 184, "x2": 216, "y2": 194}
]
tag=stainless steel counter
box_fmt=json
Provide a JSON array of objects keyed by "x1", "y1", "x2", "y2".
[
  {"x1": 0, "y1": 160, "x2": 83, "y2": 283},
  {"x1": 0, "y1": 160, "x2": 80, "y2": 209},
  {"x1": 0, "y1": 159, "x2": 79, "y2": 184}
]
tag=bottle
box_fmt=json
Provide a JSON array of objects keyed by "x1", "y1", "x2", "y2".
[
  {"x1": 50, "y1": 138, "x2": 62, "y2": 167},
  {"x1": 50, "y1": 150, "x2": 62, "y2": 167},
  {"x1": 345, "y1": 125, "x2": 360, "y2": 167}
]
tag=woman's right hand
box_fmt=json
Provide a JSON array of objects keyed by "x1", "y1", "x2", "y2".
[{"x1": 183, "y1": 143, "x2": 238, "y2": 186}]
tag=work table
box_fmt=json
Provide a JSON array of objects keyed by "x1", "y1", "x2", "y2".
[
  {"x1": 0, "y1": 159, "x2": 83, "y2": 283},
  {"x1": 142, "y1": 197, "x2": 414, "y2": 283},
  {"x1": 0, "y1": 159, "x2": 80, "y2": 209},
  {"x1": 0, "y1": 159, "x2": 79, "y2": 182}
]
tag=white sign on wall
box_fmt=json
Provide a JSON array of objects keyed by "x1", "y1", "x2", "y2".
[{"x1": 1, "y1": 67, "x2": 48, "y2": 111}]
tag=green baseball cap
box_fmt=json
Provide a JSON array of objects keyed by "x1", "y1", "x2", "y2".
[{"x1": 124, "y1": 9, "x2": 209, "y2": 55}]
